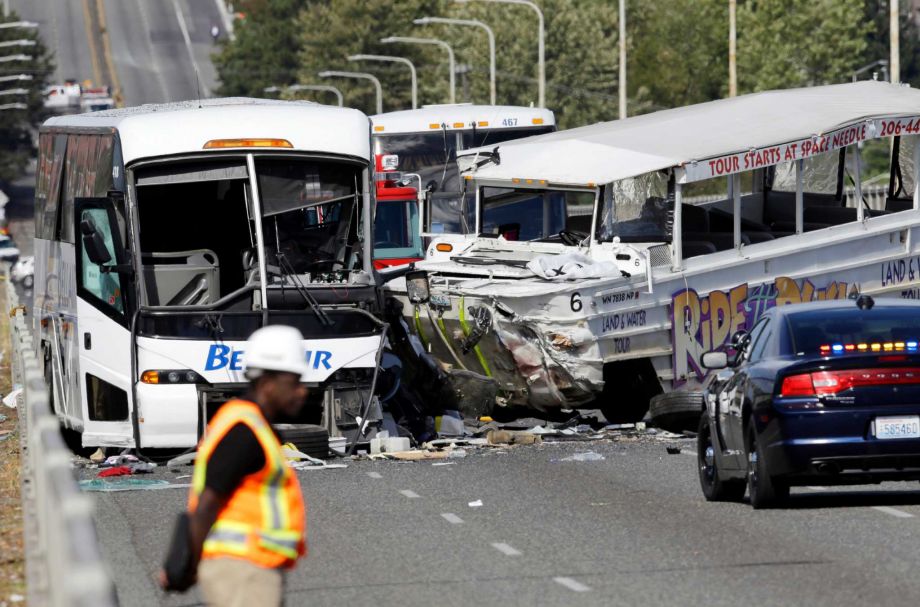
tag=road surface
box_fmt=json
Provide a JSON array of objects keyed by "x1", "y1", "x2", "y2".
[
  {"x1": 12, "y1": 0, "x2": 222, "y2": 106},
  {"x1": 80, "y1": 436, "x2": 920, "y2": 606}
]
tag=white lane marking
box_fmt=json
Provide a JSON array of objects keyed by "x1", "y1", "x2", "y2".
[
  {"x1": 491, "y1": 542, "x2": 521, "y2": 556},
  {"x1": 553, "y1": 577, "x2": 590, "y2": 592},
  {"x1": 367, "y1": 472, "x2": 382, "y2": 479},
  {"x1": 441, "y1": 513, "x2": 464, "y2": 524},
  {"x1": 873, "y1": 506, "x2": 914, "y2": 519},
  {"x1": 400, "y1": 489, "x2": 420, "y2": 499},
  {"x1": 806, "y1": 486, "x2": 827, "y2": 491}
]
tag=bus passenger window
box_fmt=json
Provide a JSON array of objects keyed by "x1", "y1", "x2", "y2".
[{"x1": 78, "y1": 208, "x2": 124, "y2": 314}]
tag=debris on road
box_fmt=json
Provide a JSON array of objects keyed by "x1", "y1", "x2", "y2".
[
  {"x1": 2, "y1": 386, "x2": 20, "y2": 409},
  {"x1": 485, "y1": 430, "x2": 542, "y2": 445},
  {"x1": 468, "y1": 499, "x2": 483, "y2": 507},
  {"x1": 555, "y1": 451, "x2": 605, "y2": 462},
  {"x1": 79, "y1": 478, "x2": 184, "y2": 492},
  {"x1": 666, "y1": 446, "x2": 682, "y2": 455},
  {"x1": 96, "y1": 462, "x2": 156, "y2": 477}
]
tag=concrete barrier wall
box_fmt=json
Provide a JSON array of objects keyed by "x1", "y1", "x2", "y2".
[{"x1": 7, "y1": 273, "x2": 118, "y2": 607}]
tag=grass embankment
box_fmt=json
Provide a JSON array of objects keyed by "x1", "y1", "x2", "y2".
[{"x1": 0, "y1": 278, "x2": 25, "y2": 603}]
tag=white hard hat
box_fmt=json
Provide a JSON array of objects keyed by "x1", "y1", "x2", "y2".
[{"x1": 243, "y1": 325, "x2": 310, "y2": 380}]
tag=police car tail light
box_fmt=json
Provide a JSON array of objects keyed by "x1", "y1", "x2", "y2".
[
  {"x1": 781, "y1": 368, "x2": 920, "y2": 397},
  {"x1": 141, "y1": 369, "x2": 204, "y2": 384},
  {"x1": 780, "y1": 373, "x2": 816, "y2": 397}
]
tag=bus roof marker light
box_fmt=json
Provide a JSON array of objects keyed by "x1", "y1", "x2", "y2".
[
  {"x1": 452, "y1": 122, "x2": 464, "y2": 128},
  {"x1": 908, "y1": 341, "x2": 918, "y2": 350},
  {"x1": 831, "y1": 344, "x2": 844, "y2": 354},
  {"x1": 374, "y1": 125, "x2": 385, "y2": 132},
  {"x1": 477, "y1": 121, "x2": 488, "y2": 127},
  {"x1": 203, "y1": 138, "x2": 293, "y2": 149},
  {"x1": 532, "y1": 117, "x2": 544, "y2": 125},
  {"x1": 429, "y1": 123, "x2": 440, "y2": 129}
]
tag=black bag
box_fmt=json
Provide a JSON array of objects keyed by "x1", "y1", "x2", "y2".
[{"x1": 162, "y1": 512, "x2": 195, "y2": 592}]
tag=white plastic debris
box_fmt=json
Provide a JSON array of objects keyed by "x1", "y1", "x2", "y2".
[
  {"x1": 370, "y1": 436, "x2": 410, "y2": 454},
  {"x1": 559, "y1": 451, "x2": 605, "y2": 462},
  {"x1": 468, "y1": 499, "x2": 483, "y2": 507},
  {"x1": 2, "y1": 387, "x2": 21, "y2": 409}
]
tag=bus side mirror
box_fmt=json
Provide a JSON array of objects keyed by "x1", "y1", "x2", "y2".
[
  {"x1": 406, "y1": 269, "x2": 430, "y2": 304},
  {"x1": 80, "y1": 216, "x2": 112, "y2": 266}
]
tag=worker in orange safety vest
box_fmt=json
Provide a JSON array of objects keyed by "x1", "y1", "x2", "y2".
[{"x1": 160, "y1": 325, "x2": 310, "y2": 606}]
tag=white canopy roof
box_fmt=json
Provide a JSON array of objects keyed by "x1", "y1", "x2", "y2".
[{"x1": 460, "y1": 81, "x2": 920, "y2": 186}]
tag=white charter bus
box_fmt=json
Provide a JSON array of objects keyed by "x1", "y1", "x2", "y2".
[
  {"x1": 370, "y1": 105, "x2": 556, "y2": 265},
  {"x1": 35, "y1": 98, "x2": 384, "y2": 449}
]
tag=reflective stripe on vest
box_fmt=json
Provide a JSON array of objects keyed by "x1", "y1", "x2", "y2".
[{"x1": 190, "y1": 400, "x2": 305, "y2": 567}]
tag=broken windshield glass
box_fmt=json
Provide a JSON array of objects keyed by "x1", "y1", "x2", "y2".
[{"x1": 256, "y1": 157, "x2": 363, "y2": 274}]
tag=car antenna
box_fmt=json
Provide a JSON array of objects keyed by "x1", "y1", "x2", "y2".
[{"x1": 195, "y1": 67, "x2": 202, "y2": 109}]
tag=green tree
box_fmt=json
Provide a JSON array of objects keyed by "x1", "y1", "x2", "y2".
[
  {"x1": 296, "y1": 0, "x2": 442, "y2": 114},
  {"x1": 0, "y1": 11, "x2": 52, "y2": 183},
  {"x1": 296, "y1": 0, "x2": 618, "y2": 128},
  {"x1": 626, "y1": 0, "x2": 728, "y2": 113},
  {"x1": 213, "y1": 0, "x2": 307, "y2": 96},
  {"x1": 737, "y1": 0, "x2": 869, "y2": 92},
  {"x1": 863, "y1": 0, "x2": 920, "y2": 87}
]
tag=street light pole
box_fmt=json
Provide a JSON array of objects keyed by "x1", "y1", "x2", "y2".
[
  {"x1": 0, "y1": 40, "x2": 35, "y2": 49},
  {"x1": 318, "y1": 71, "x2": 383, "y2": 114},
  {"x1": 619, "y1": 0, "x2": 626, "y2": 118},
  {"x1": 263, "y1": 84, "x2": 344, "y2": 106},
  {"x1": 414, "y1": 17, "x2": 495, "y2": 105},
  {"x1": 0, "y1": 74, "x2": 31, "y2": 84},
  {"x1": 0, "y1": 54, "x2": 31, "y2": 63},
  {"x1": 455, "y1": 0, "x2": 544, "y2": 108},
  {"x1": 0, "y1": 21, "x2": 39, "y2": 30},
  {"x1": 381, "y1": 36, "x2": 456, "y2": 104},
  {"x1": 348, "y1": 54, "x2": 418, "y2": 109},
  {"x1": 891, "y1": 0, "x2": 900, "y2": 84},
  {"x1": 728, "y1": 0, "x2": 737, "y2": 97}
]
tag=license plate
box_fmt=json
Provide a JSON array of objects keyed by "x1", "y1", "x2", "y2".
[{"x1": 874, "y1": 416, "x2": 920, "y2": 440}]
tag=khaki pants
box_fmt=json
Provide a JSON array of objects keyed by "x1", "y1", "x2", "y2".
[{"x1": 198, "y1": 557, "x2": 284, "y2": 607}]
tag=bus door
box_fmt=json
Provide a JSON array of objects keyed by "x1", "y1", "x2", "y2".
[{"x1": 74, "y1": 197, "x2": 134, "y2": 446}]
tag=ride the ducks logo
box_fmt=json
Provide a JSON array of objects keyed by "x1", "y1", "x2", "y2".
[{"x1": 671, "y1": 276, "x2": 858, "y2": 383}]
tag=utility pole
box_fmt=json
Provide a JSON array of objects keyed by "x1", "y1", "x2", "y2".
[
  {"x1": 618, "y1": 0, "x2": 626, "y2": 119},
  {"x1": 891, "y1": 0, "x2": 900, "y2": 84},
  {"x1": 729, "y1": 0, "x2": 737, "y2": 97}
]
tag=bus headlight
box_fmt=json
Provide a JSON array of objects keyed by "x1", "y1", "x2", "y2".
[{"x1": 141, "y1": 369, "x2": 206, "y2": 384}]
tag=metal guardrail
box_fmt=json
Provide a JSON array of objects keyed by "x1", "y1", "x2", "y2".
[{"x1": 7, "y1": 272, "x2": 118, "y2": 607}]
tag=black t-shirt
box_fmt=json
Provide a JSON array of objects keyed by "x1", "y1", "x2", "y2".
[{"x1": 204, "y1": 422, "x2": 279, "y2": 496}]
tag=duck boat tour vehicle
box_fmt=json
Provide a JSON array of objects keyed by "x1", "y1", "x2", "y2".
[
  {"x1": 387, "y1": 81, "x2": 920, "y2": 423},
  {"x1": 35, "y1": 98, "x2": 386, "y2": 449}
]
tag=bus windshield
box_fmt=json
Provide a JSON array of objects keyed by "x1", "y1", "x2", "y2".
[
  {"x1": 373, "y1": 126, "x2": 554, "y2": 194},
  {"x1": 480, "y1": 187, "x2": 595, "y2": 243},
  {"x1": 134, "y1": 155, "x2": 364, "y2": 307}
]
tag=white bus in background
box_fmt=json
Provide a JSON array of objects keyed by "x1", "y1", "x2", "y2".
[
  {"x1": 370, "y1": 105, "x2": 556, "y2": 266},
  {"x1": 35, "y1": 98, "x2": 385, "y2": 449}
]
